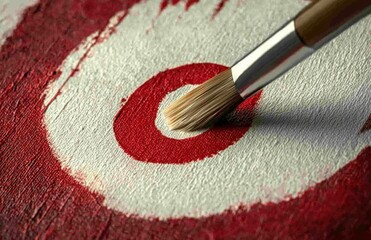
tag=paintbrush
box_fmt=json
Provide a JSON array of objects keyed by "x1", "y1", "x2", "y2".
[{"x1": 164, "y1": 0, "x2": 371, "y2": 131}]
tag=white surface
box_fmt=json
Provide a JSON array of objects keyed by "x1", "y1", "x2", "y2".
[
  {"x1": 0, "y1": 0, "x2": 38, "y2": 46},
  {"x1": 43, "y1": 0, "x2": 371, "y2": 219}
]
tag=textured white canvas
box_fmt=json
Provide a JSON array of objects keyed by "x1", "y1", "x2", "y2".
[{"x1": 42, "y1": 0, "x2": 370, "y2": 219}]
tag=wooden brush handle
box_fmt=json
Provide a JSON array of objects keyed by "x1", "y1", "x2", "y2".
[{"x1": 294, "y1": 0, "x2": 371, "y2": 47}]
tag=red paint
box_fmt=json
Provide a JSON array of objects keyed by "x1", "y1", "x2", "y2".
[
  {"x1": 158, "y1": 0, "x2": 199, "y2": 14},
  {"x1": 212, "y1": 0, "x2": 229, "y2": 18},
  {"x1": 159, "y1": 0, "x2": 169, "y2": 14},
  {"x1": 185, "y1": 0, "x2": 200, "y2": 11},
  {"x1": 0, "y1": 0, "x2": 370, "y2": 239},
  {"x1": 114, "y1": 63, "x2": 261, "y2": 164},
  {"x1": 171, "y1": 0, "x2": 181, "y2": 4},
  {"x1": 158, "y1": 0, "x2": 227, "y2": 19},
  {"x1": 43, "y1": 32, "x2": 104, "y2": 113},
  {"x1": 158, "y1": 0, "x2": 225, "y2": 17},
  {"x1": 43, "y1": 10, "x2": 128, "y2": 113}
]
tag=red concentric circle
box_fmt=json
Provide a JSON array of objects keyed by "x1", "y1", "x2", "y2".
[{"x1": 114, "y1": 63, "x2": 261, "y2": 164}]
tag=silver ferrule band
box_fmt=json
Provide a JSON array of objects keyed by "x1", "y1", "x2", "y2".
[{"x1": 231, "y1": 20, "x2": 314, "y2": 99}]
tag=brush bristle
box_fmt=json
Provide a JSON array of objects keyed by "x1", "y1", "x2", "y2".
[{"x1": 164, "y1": 68, "x2": 243, "y2": 131}]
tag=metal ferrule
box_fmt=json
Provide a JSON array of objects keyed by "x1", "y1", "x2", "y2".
[{"x1": 231, "y1": 20, "x2": 314, "y2": 99}]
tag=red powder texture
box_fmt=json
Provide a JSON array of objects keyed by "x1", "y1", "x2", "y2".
[
  {"x1": 114, "y1": 63, "x2": 261, "y2": 164},
  {"x1": 0, "y1": 0, "x2": 370, "y2": 239}
]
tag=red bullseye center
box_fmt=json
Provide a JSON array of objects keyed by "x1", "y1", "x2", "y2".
[{"x1": 113, "y1": 63, "x2": 261, "y2": 164}]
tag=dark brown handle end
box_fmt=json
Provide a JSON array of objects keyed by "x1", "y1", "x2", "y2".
[{"x1": 294, "y1": 0, "x2": 371, "y2": 47}]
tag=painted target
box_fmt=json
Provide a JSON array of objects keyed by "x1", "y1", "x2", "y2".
[{"x1": 0, "y1": 0, "x2": 370, "y2": 239}]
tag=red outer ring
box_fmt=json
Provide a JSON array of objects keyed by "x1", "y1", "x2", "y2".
[{"x1": 114, "y1": 63, "x2": 261, "y2": 164}]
